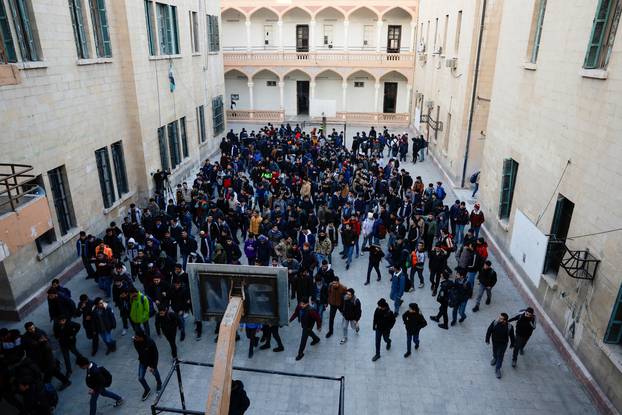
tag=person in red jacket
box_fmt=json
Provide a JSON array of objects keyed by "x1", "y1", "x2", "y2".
[{"x1": 470, "y1": 203, "x2": 485, "y2": 237}]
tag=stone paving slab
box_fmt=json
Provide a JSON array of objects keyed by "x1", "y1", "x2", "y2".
[{"x1": 1, "y1": 155, "x2": 600, "y2": 415}]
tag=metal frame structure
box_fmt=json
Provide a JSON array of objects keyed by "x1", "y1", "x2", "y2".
[
  {"x1": 0, "y1": 163, "x2": 36, "y2": 212},
  {"x1": 151, "y1": 359, "x2": 346, "y2": 415}
]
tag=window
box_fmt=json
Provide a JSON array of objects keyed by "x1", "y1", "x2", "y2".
[
  {"x1": 180, "y1": 116, "x2": 188, "y2": 158},
  {"x1": 433, "y1": 18, "x2": 438, "y2": 51},
  {"x1": 266, "y1": 80, "x2": 276, "y2": 87},
  {"x1": 212, "y1": 95, "x2": 224, "y2": 136},
  {"x1": 95, "y1": 147, "x2": 116, "y2": 208},
  {"x1": 605, "y1": 285, "x2": 622, "y2": 344},
  {"x1": 442, "y1": 14, "x2": 449, "y2": 52},
  {"x1": 35, "y1": 229, "x2": 57, "y2": 254},
  {"x1": 0, "y1": 0, "x2": 17, "y2": 62},
  {"x1": 144, "y1": 0, "x2": 156, "y2": 55},
  {"x1": 455, "y1": 11, "x2": 462, "y2": 52},
  {"x1": 207, "y1": 14, "x2": 219, "y2": 52},
  {"x1": 498, "y1": 158, "x2": 519, "y2": 219},
  {"x1": 157, "y1": 126, "x2": 169, "y2": 170},
  {"x1": 363, "y1": 24, "x2": 374, "y2": 47},
  {"x1": 110, "y1": 141, "x2": 128, "y2": 197},
  {"x1": 167, "y1": 120, "x2": 181, "y2": 169},
  {"x1": 68, "y1": 0, "x2": 89, "y2": 59},
  {"x1": 584, "y1": 0, "x2": 621, "y2": 69},
  {"x1": 156, "y1": 2, "x2": 179, "y2": 55},
  {"x1": 196, "y1": 105, "x2": 206, "y2": 143},
  {"x1": 89, "y1": 0, "x2": 111, "y2": 57},
  {"x1": 527, "y1": 0, "x2": 547, "y2": 63},
  {"x1": 354, "y1": 81, "x2": 364, "y2": 88},
  {"x1": 190, "y1": 11, "x2": 199, "y2": 53},
  {"x1": 48, "y1": 166, "x2": 76, "y2": 235},
  {"x1": 7, "y1": 0, "x2": 41, "y2": 61}
]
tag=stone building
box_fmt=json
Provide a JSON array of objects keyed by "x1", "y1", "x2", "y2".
[
  {"x1": 220, "y1": 0, "x2": 418, "y2": 127},
  {"x1": 475, "y1": 0, "x2": 622, "y2": 412},
  {"x1": 413, "y1": 0, "x2": 503, "y2": 186},
  {"x1": 0, "y1": 0, "x2": 225, "y2": 319}
]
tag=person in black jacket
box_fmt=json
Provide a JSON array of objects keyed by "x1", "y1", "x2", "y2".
[
  {"x1": 229, "y1": 379, "x2": 250, "y2": 415},
  {"x1": 472, "y1": 261, "x2": 498, "y2": 312},
  {"x1": 428, "y1": 244, "x2": 448, "y2": 296},
  {"x1": 372, "y1": 298, "x2": 395, "y2": 361},
  {"x1": 76, "y1": 294, "x2": 98, "y2": 355},
  {"x1": 293, "y1": 269, "x2": 314, "y2": 303},
  {"x1": 340, "y1": 288, "x2": 362, "y2": 344},
  {"x1": 485, "y1": 313, "x2": 515, "y2": 379},
  {"x1": 47, "y1": 288, "x2": 75, "y2": 322},
  {"x1": 508, "y1": 307, "x2": 537, "y2": 368},
  {"x1": 76, "y1": 356, "x2": 123, "y2": 415},
  {"x1": 450, "y1": 272, "x2": 472, "y2": 326},
  {"x1": 53, "y1": 316, "x2": 84, "y2": 377},
  {"x1": 22, "y1": 322, "x2": 71, "y2": 390},
  {"x1": 289, "y1": 298, "x2": 322, "y2": 361},
  {"x1": 17, "y1": 378, "x2": 56, "y2": 415},
  {"x1": 133, "y1": 331, "x2": 162, "y2": 401},
  {"x1": 155, "y1": 306, "x2": 179, "y2": 358},
  {"x1": 362, "y1": 244, "x2": 384, "y2": 285},
  {"x1": 430, "y1": 272, "x2": 452, "y2": 329},
  {"x1": 112, "y1": 277, "x2": 133, "y2": 336},
  {"x1": 169, "y1": 279, "x2": 191, "y2": 341},
  {"x1": 402, "y1": 303, "x2": 427, "y2": 357},
  {"x1": 91, "y1": 298, "x2": 117, "y2": 355}
]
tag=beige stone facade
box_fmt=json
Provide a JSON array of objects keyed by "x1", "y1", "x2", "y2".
[
  {"x1": 476, "y1": 0, "x2": 622, "y2": 412},
  {"x1": 413, "y1": 0, "x2": 502, "y2": 185},
  {"x1": 0, "y1": 0, "x2": 225, "y2": 319}
]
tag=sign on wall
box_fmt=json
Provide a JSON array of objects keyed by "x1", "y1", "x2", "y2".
[{"x1": 509, "y1": 209, "x2": 549, "y2": 286}]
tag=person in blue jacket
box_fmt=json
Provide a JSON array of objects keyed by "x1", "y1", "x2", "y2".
[{"x1": 390, "y1": 265, "x2": 407, "y2": 316}]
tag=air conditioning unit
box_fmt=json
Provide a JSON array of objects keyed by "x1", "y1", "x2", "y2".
[
  {"x1": 425, "y1": 100, "x2": 434, "y2": 109},
  {"x1": 416, "y1": 42, "x2": 426, "y2": 53},
  {"x1": 445, "y1": 57, "x2": 458, "y2": 69},
  {"x1": 434, "y1": 46, "x2": 443, "y2": 55},
  {"x1": 418, "y1": 53, "x2": 427, "y2": 62}
]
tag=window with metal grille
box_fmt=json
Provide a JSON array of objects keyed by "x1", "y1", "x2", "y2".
[
  {"x1": 207, "y1": 14, "x2": 220, "y2": 52},
  {"x1": 0, "y1": 0, "x2": 16, "y2": 63},
  {"x1": 190, "y1": 10, "x2": 199, "y2": 53},
  {"x1": 498, "y1": 158, "x2": 519, "y2": 220},
  {"x1": 69, "y1": 0, "x2": 89, "y2": 59},
  {"x1": 144, "y1": 0, "x2": 156, "y2": 55},
  {"x1": 156, "y1": 2, "x2": 179, "y2": 55},
  {"x1": 584, "y1": 0, "x2": 621, "y2": 69},
  {"x1": 7, "y1": 0, "x2": 41, "y2": 61},
  {"x1": 605, "y1": 285, "x2": 622, "y2": 344},
  {"x1": 158, "y1": 126, "x2": 170, "y2": 170},
  {"x1": 212, "y1": 95, "x2": 224, "y2": 136},
  {"x1": 167, "y1": 120, "x2": 181, "y2": 169},
  {"x1": 95, "y1": 147, "x2": 116, "y2": 208},
  {"x1": 197, "y1": 105, "x2": 206, "y2": 143},
  {"x1": 47, "y1": 166, "x2": 76, "y2": 235},
  {"x1": 266, "y1": 80, "x2": 276, "y2": 87},
  {"x1": 89, "y1": 0, "x2": 111, "y2": 57},
  {"x1": 180, "y1": 116, "x2": 188, "y2": 158},
  {"x1": 110, "y1": 141, "x2": 128, "y2": 197},
  {"x1": 354, "y1": 81, "x2": 364, "y2": 88}
]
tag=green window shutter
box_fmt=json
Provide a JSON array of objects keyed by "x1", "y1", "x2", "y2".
[
  {"x1": 584, "y1": 0, "x2": 614, "y2": 68},
  {"x1": 15, "y1": 0, "x2": 37, "y2": 61},
  {"x1": 69, "y1": 0, "x2": 89, "y2": 59},
  {"x1": 111, "y1": 141, "x2": 128, "y2": 197},
  {"x1": 158, "y1": 126, "x2": 170, "y2": 171},
  {"x1": 530, "y1": 0, "x2": 547, "y2": 63},
  {"x1": 499, "y1": 159, "x2": 518, "y2": 219},
  {"x1": 167, "y1": 121, "x2": 180, "y2": 169},
  {"x1": 214, "y1": 17, "x2": 220, "y2": 51},
  {"x1": 144, "y1": 0, "x2": 155, "y2": 55},
  {"x1": 157, "y1": 3, "x2": 168, "y2": 54},
  {"x1": 95, "y1": 148, "x2": 116, "y2": 208},
  {"x1": 605, "y1": 285, "x2": 622, "y2": 344},
  {"x1": 96, "y1": 0, "x2": 111, "y2": 57},
  {"x1": 170, "y1": 5, "x2": 179, "y2": 54},
  {"x1": 0, "y1": 1, "x2": 17, "y2": 62},
  {"x1": 197, "y1": 105, "x2": 206, "y2": 142},
  {"x1": 8, "y1": 0, "x2": 27, "y2": 60},
  {"x1": 180, "y1": 117, "x2": 189, "y2": 158}
]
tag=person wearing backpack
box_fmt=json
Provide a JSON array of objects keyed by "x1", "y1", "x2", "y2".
[
  {"x1": 372, "y1": 298, "x2": 395, "y2": 362},
  {"x1": 470, "y1": 171, "x2": 480, "y2": 198},
  {"x1": 430, "y1": 272, "x2": 453, "y2": 329},
  {"x1": 340, "y1": 288, "x2": 362, "y2": 344},
  {"x1": 362, "y1": 244, "x2": 385, "y2": 285},
  {"x1": 129, "y1": 288, "x2": 152, "y2": 337},
  {"x1": 485, "y1": 313, "x2": 515, "y2": 379},
  {"x1": 389, "y1": 265, "x2": 407, "y2": 316},
  {"x1": 402, "y1": 303, "x2": 427, "y2": 357},
  {"x1": 454, "y1": 202, "x2": 470, "y2": 246},
  {"x1": 76, "y1": 356, "x2": 124, "y2": 415},
  {"x1": 435, "y1": 182, "x2": 446, "y2": 202}
]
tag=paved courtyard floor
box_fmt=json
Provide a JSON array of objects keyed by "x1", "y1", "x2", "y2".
[{"x1": 1, "y1": 151, "x2": 599, "y2": 415}]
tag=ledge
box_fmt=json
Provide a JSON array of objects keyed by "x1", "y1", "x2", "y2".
[
  {"x1": 192, "y1": 52, "x2": 202, "y2": 57},
  {"x1": 580, "y1": 68, "x2": 608, "y2": 80},
  {"x1": 16, "y1": 61, "x2": 47, "y2": 70},
  {"x1": 148, "y1": 54, "x2": 183, "y2": 61},
  {"x1": 36, "y1": 227, "x2": 81, "y2": 261},
  {"x1": 541, "y1": 273, "x2": 558, "y2": 291},
  {"x1": 497, "y1": 218, "x2": 510, "y2": 232},
  {"x1": 522, "y1": 62, "x2": 537, "y2": 71},
  {"x1": 77, "y1": 57, "x2": 113, "y2": 66},
  {"x1": 102, "y1": 191, "x2": 135, "y2": 215}
]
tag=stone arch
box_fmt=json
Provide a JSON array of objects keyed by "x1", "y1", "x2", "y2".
[
  {"x1": 281, "y1": 6, "x2": 313, "y2": 19},
  {"x1": 249, "y1": 6, "x2": 279, "y2": 20},
  {"x1": 379, "y1": 69, "x2": 411, "y2": 84},
  {"x1": 381, "y1": 6, "x2": 416, "y2": 20},
  {"x1": 221, "y1": 6, "x2": 248, "y2": 20},
  {"x1": 251, "y1": 68, "x2": 281, "y2": 81},
  {"x1": 314, "y1": 6, "x2": 346, "y2": 20},
  {"x1": 282, "y1": 68, "x2": 313, "y2": 81},
  {"x1": 313, "y1": 69, "x2": 345, "y2": 81},
  {"x1": 346, "y1": 6, "x2": 380, "y2": 20},
  {"x1": 224, "y1": 68, "x2": 250, "y2": 79},
  {"x1": 345, "y1": 69, "x2": 377, "y2": 83}
]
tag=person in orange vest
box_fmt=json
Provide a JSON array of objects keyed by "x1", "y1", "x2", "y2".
[
  {"x1": 409, "y1": 242, "x2": 427, "y2": 290},
  {"x1": 95, "y1": 242, "x2": 113, "y2": 261}
]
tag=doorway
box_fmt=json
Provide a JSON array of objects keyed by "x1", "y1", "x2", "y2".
[
  {"x1": 543, "y1": 194, "x2": 575, "y2": 275},
  {"x1": 296, "y1": 81, "x2": 310, "y2": 114},
  {"x1": 387, "y1": 25, "x2": 402, "y2": 53},
  {"x1": 383, "y1": 82, "x2": 398, "y2": 113},
  {"x1": 264, "y1": 25, "x2": 273, "y2": 47},
  {"x1": 296, "y1": 25, "x2": 309, "y2": 52}
]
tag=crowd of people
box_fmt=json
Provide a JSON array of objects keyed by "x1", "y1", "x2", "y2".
[{"x1": 0, "y1": 123, "x2": 537, "y2": 414}]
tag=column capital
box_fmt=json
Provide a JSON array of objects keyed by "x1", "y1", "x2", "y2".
[
  {"x1": 310, "y1": 81, "x2": 316, "y2": 88},
  {"x1": 277, "y1": 19, "x2": 283, "y2": 26},
  {"x1": 245, "y1": 19, "x2": 251, "y2": 26},
  {"x1": 278, "y1": 81, "x2": 284, "y2": 88},
  {"x1": 342, "y1": 81, "x2": 348, "y2": 88},
  {"x1": 376, "y1": 20, "x2": 383, "y2": 27},
  {"x1": 410, "y1": 20, "x2": 417, "y2": 27},
  {"x1": 310, "y1": 19, "x2": 316, "y2": 25},
  {"x1": 374, "y1": 81, "x2": 380, "y2": 88},
  {"x1": 247, "y1": 82, "x2": 254, "y2": 87}
]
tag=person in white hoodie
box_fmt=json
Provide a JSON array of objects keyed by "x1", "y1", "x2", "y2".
[{"x1": 361, "y1": 212, "x2": 375, "y2": 252}]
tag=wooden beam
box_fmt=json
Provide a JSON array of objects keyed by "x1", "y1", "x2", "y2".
[{"x1": 206, "y1": 296, "x2": 244, "y2": 415}]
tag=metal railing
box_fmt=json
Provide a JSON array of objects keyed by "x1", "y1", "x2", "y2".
[{"x1": 0, "y1": 163, "x2": 37, "y2": 212}]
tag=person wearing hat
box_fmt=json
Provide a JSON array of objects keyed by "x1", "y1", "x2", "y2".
[
  {"x1": 340, "y1": 288, "x2": 362, "y2": 344},
  {"x1": 508, "y1": 307, "x2": 537, "y2": 368},
  {"x1": 470, "y1": 203, "x2": 485, "y2": 238},
  {"x1": 372, "y1": 298, "x2": 395, "y2": 362}
]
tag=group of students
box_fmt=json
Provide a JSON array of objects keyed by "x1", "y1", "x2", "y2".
[{"x1": 0, "y1": 122, "x2": 539, "y2": 414}]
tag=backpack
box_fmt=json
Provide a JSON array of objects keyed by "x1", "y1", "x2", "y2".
[
  {"x1": 43, "y1": 383, "x2": 59, "y2": 407},
  {"x1": 436, "y1": 187, "x2": 446, "y2": 201},
  {"x1": 469, "y1": 171, "x2": 480, "y2": 184},
  {"x1": 99, "y1": 366, "x2": 113, "y2": 387}
]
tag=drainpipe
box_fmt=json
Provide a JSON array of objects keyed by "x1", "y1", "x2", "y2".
[{"x1": 461, "y1": 0, "x2": 487, "y2": 188}]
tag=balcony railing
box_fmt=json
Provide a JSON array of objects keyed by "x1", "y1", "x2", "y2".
[
  {"x1": 227, "y1": 110, "x2": 410, "y2": 126},
  {"x1": 227, "y1": 110, "x2": 285, "y2": 122},
  {"x1": 224, "y1": 50, "x2": 416, "y2": 69}
]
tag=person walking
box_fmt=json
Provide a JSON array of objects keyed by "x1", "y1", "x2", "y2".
[
  {"x1": 132, "y1": 330, "x2": 162, "y2": 401},
  {"x1": 326, "y1": 277, "x2": 347, "y2": 338},
  {"x1": 129, "y1": 289, "x2": 152, "y2": 336},
  {"x1": 508, "y1": 307, "x2": 537, "y2": 368},
  {"x1": 155, "y1": 306, "x2": 179, "y2": 359},
  {"x1": 91, "y1": 297, "x2": 117, "y2": 355},
  {"x1": 258, "y1": 323, "x2": 284, "y2": 352},
  {"x1": 53, "y1": 315, "x2": 84, "y2": 377},
  {"x1": 22, "y1": 322, "x2": 72, "y2": 390},
  {"x1": 244, "y1": 323, "x2": 262, "y2": 359},
  {"x1": 410, "y1": 241, "x2": 426, "y2": 289},
  {"x1": 485, "y1": 313, "x2": 515, "y2": 379},
  {"x1": 340, "y1": 288, "x2": 362, "y2": 344},
  {"x1": 372, "y1": 298, "x2": 395, "y2": 362},
  {"x1": 389, "y1": 265, "x2": 407, "y2": 316},
  {"x1": 429, "y1": 244, "x2": 448, "y2": 296},
  {"x1": 450, "y1": 273, "x2": 472, "y2": 326},
  {"x1": 469, "y1": 203, "x2": 485, "y2": 237},
  {"x1": 289, "y1": 298, "x2": 322, "y2": 361},
  {"x1": 430, "y1": 272, "x2": 452, "y2": 329},
  {"x1": 402, "y1": 303, "x2": 427, "y2": 357},
  {"x1": 362, "y1": 244, "x2": 384, "y2": 285},
  {"x1": 472, "y1": 261, "x2": 498, "y2": 312},
  {"x1": 76, "y1": 356, "x2": 124, "y2": 415}
]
